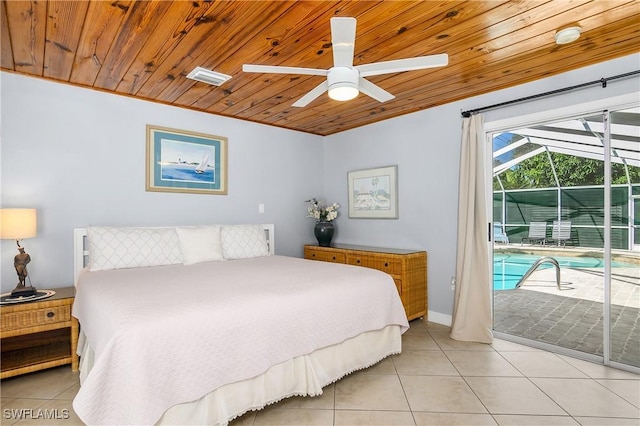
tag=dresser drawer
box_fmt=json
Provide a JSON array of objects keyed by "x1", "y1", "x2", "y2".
[
  {"x1": 346, "y1": 253, "x2": 401, "y2": 275},
  {"x1": 1, "y1": 305, "x2": 71, "y2": 331},
  {"x1": 305, "y1": 248, "x2": 346, "y2": 263}
]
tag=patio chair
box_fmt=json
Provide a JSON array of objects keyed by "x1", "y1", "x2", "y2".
[
  {"x1": 521, "y1": 222, "x2": 547, "y2": 246},
  {"x1": 493, "y1": 222, "x2": 510, "y2": 244},
  {"x1": 551, "y1": 220, "x2": 572, "y2": 247}
]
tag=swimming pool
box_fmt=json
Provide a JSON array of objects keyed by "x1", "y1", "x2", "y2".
[{"x1": 494, "y1": 253, "x2": 635, "y2": 290}]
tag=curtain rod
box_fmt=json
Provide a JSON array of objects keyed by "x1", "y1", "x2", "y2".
[{"x1": 460, "y1": 70, "x2": 640, "y2": 118}]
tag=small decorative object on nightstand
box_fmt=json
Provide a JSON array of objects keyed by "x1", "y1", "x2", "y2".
[
  {"x1": 0, "y1": 208, "x2": 38, "y2": 297},
  {"x1": 0, "y1": 287, "x2": 79, "y2": 379}
]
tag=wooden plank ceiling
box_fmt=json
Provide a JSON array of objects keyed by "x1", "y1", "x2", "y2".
[{"x1": 2, "y1": 1, "x2": 639, "y2": 136}]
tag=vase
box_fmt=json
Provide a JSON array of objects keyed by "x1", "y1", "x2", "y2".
[{"x1": 314, "y1": 221, "x2": 335, "y2": 247}]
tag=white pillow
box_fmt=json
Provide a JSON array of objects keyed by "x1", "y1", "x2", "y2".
[
  {"x1": 176, "y1": 226, "x2": 224, "y2": 265},
  {"x1": 221, "y1": 225, "x2": 269, "y2": 259},
  {"x1": 87, "y1": 226, "x2": 183, "y2": 271}
]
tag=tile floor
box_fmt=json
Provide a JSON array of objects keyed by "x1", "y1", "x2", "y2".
[{"x1": 1, "y1": 320, "x2": 639, "y2": 426}]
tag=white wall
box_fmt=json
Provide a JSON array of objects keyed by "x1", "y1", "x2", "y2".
[
  {"x1": 323, "y1": 53, "x2": 640, "y2": 322},
  {"x1": 0, "y1": 73, "x2": 323, "y2": 291}
]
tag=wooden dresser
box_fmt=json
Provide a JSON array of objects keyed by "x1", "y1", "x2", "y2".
[
  {"x1": 304, "y1": 244, "x2": 427, "y2": 321},
  {"x1": 1, "y1": 287, "x2": 79, "y2": 379}
]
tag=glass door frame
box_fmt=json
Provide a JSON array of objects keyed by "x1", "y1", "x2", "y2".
[{"x1": 484, "y1": 93, "x2": 640, "y2": 374}]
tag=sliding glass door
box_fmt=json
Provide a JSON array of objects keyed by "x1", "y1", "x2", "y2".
[{"x1": 490, "y1": 106, "x2": 640, "y2": 372}]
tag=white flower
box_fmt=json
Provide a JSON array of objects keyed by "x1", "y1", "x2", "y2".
[{"x1": 305, "y1": 198, "x2": 340, "y2": 222}]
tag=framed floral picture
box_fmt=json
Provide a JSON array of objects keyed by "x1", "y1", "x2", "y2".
[
  {"x1": 347, "y1": 165, "x2": 398, "y2": 219},
  {"x1": 146, "y1": 125, "x2": 228, "y2": 195}
]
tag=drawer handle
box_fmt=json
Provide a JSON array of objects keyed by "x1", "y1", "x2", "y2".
[
  {"x1": 47, "y1": 311, "x2": 55, "y2": 318},
  {"x1": 357, "y1": 259, "x2": 361, "y2": 264},
  {"x1": 385, "y1": 262, "x2": 389, "y2": 267},
  {"x1": 312, "y1": 254, "x2": 316, "y2": 257},
  {"x1": 332, "y1": 256, "x2": 336, "y2": 260}
]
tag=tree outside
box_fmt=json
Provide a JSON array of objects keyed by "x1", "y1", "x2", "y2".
[{"x1": 495, "y1": 151, "x2": 640, "y2": 190}]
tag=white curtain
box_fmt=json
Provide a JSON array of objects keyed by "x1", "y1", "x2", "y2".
[{"x1": 450, "y1": 114, "x2": 493, "y2": 343}]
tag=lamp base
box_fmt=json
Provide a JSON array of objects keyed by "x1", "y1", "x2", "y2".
[{"x1": 11, "y1": 285, "x2": 37, "y2": 298}]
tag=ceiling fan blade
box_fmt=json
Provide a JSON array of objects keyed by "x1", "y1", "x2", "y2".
[
  {"x1": 242, "y1": 64, "x2": 327, "y2": 76},
  {"x1": 358, "y1": 77, "x2": 395, "y2": 103},
  {"x1": 330, "y1": 17, "x2": 356, "y2": 67},
  {"x1": 357, "y1": 54, "x2": 448, "y2": 77},
  {"x1": 292, "y1": 81, "x2": 329, "y2": 107}
]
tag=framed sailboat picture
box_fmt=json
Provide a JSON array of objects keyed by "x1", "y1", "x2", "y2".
[{"x1": 146, "y1": 125, "x2": 228, "y2": 195}]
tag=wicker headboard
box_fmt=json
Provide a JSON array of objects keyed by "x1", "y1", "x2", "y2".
[{"x1": 73, "y1": 224, "x2": 275, "y2": 286}]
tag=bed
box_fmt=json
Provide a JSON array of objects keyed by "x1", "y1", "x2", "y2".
[{"x1": 71, "y1": 224, "x2": 409, "y2": 425}]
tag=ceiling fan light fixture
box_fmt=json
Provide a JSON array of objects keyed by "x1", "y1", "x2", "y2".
[
  {"x1": 327, "y1": 67, "x2": 359, "y2": 101},
  {"x1": 328, "y1": 84, "x2": 359, "y2": 101},
  {"x1": 554, "y1": 26, "x2": 581, "y2": 45},
  {"x1": 186, "y1": 67, "x2": 232, "y2": 86}
]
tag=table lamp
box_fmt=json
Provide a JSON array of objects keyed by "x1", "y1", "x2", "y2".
[{"x1": 0, "y1": 208, "x2": 38, "y2": 297}]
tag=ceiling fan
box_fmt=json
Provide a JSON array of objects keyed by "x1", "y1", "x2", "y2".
[{"x1": 242, "y1": 17, "x2": 448, "y2": 107}]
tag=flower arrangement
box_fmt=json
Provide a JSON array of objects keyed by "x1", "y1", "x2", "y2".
[{"x1": 305, "y1": 198, "x2": 340, "y2": 222}]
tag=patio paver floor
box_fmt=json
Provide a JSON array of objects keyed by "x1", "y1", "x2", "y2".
[{"x1": 494, "y1": 266, "x2": 640, "y2": 368}]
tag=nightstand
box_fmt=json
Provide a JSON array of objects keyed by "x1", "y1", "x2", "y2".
[{"x1": 1, "y1": 286, "x2": 79, "y2": 379}]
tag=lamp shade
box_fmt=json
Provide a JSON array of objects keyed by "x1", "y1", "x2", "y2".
[{"x1": 0, "y1": 209, "x2": 37, "y2": 240}]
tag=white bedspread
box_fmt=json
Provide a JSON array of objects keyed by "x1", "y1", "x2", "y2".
[{"x1": 72, "y1": 255, "x2": 409, "y2": 425}]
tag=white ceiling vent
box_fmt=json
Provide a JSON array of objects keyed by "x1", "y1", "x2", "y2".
[{"x1": 186, "y1": 67, "x2": 232, "y2": 86}]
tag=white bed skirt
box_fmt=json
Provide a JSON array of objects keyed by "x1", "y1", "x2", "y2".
[{"x1": 76, "y1": 325, "x2": 402, "y2": 426}]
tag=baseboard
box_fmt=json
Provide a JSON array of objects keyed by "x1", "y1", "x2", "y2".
[{"x1": 427, "y1": 311, "x2": 452, "y2": 327}]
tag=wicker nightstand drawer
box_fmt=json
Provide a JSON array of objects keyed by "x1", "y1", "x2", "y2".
[{"x1": 1, "y1": 305, "x2": 71, "y2": 331}]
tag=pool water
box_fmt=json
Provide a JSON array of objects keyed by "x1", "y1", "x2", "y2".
[{"x1": 494, "y1": 253, "x2": 634, "y2": 290}]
